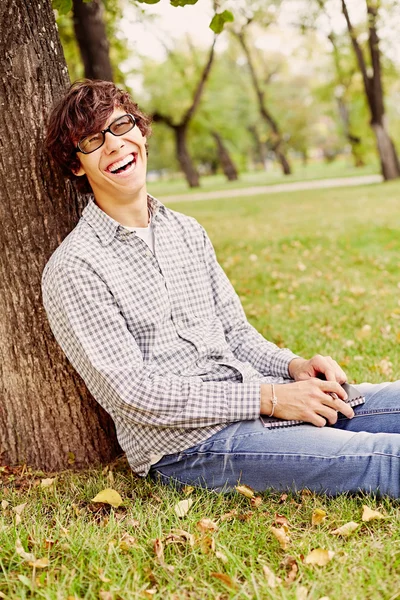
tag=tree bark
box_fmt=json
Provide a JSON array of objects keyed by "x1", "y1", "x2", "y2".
[
  {"x1": 212, "y1": 132, "x2": 238, "y2": 181},
  {"x1": 175, "y1": 125, "x2": 200, "y2": 188},
  {"x1": 0, "y1": 0, "x2": 121, "y2": 469},
  {"x1": 341, "y1": 0, "x2": 400, "y2": 180},
  {"x1": 73, "y1": 0, "x2": 113, "y2": 81}
]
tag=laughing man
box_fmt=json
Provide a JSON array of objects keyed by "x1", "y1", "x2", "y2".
[{"x1": 42, "y1": 80, "x2": 400, "y2": 496}]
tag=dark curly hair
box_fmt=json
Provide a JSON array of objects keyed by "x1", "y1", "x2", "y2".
[{"x1": 45, "y1": 79, "x2": 152, "y2": 194}]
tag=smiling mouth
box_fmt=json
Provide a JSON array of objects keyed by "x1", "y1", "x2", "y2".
[{"x1": 107, "y1": 153, "x2": 137, "y2": 175}]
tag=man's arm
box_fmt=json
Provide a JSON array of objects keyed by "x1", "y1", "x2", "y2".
[{"x1": 42, "y1": 264, "x2": 261, "y2": 429}]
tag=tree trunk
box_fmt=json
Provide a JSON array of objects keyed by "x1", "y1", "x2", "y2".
[
  {"x1": 0, "y1": 0, "x2": 121, "y2": 469},
  {"x1": 372, "y1": 121, "x2": 400, "y2": 181},
  {"x1": 248, "y1": 125, "x2": 269, "y2": 170},
  {"x1": 212, "y1": 132, "x2": 238, "y2": 181},
  {"x1": 72, "y1": 0, "x2": 113, "y2": 81},
  {"x1": 175, "y1": 125, "x2": 200, "y2": 188}
]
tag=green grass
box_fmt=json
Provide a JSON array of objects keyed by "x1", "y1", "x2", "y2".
[
  {"x1": 148, "y1": 158, "x2": 380, "y2": 198},
  {"x1": 2, "y1": 179, "x2": 400, "y2": 599}
]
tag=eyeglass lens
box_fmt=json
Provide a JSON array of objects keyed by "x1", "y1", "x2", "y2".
[{"x1": 79, "y1": 114, "x2": 135, "y2": 154}]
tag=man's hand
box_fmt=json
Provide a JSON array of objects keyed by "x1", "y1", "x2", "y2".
[
  {"x1": 260, "y1": 379, "x2": 353, "y2": 427},
  {"x1": 288, "y1": 355, "x2": 347, "y2": 384}
]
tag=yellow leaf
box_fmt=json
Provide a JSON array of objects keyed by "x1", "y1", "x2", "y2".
[
  {"x1": 235, "y1": 484, "x2": 255, "y2": 498},
  {"x1": 270, "y1": 526, "x2": 290, "y2": 550},
  {"x1": 28, "y1": 557, "x2": 49, "y2": 568},
  {"x1": 262, "y1": 564, "x2": 282, "y2": 588},
  {"x1": 91, "y1": 488, "x2": 122, "y2": 508},
  {"x1": 1, "y1": 500, "x2": 9, "y2": 510},
  {"x1": 174, "y1": 498, "x2": 193, "y2": 518},
  {"x1": 119, "y1": 533, "x2": 136, "y2": 551},
  {"x1": 311, "y1": 509, "x2": 327, "y2": 526},
  {"x1": 182, "y1": 485, "x2": 194, "y2": 496},
  {"x1": 196, "y1": 518, "x2": 218, "y2": 532},
  {"x1": 331, "y1": 521, "x2": 359, "y2": 536},
  {"x1": 362, "y1": 505, "x2": 385, "y2": 522},
  {"x1": 304, "y1": 548, "x2": 335, "y2": 566},
  {"x1": 41, "y1": 478, "x2": 55, "y2": 489}
]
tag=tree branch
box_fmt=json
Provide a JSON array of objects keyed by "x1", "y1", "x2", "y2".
[{"x1": 182, "y1": 35, "x2": 217, "y2": 127}]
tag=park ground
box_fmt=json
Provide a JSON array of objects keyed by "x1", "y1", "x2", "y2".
[{"x1": 2, "y1": 172, "x2": 400, "y2": 599}]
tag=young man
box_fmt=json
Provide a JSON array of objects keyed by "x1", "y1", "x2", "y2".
[{"x1": 42, "y1": 80, "x2": 400, "y2": 496}]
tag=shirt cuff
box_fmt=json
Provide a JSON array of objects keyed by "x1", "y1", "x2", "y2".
[
  {"x1": 269, "y1": 349, "x2": 299, "y2": 379},
  {"x1": 226, "y1": 381, "x2": 261, "y2": 421}
]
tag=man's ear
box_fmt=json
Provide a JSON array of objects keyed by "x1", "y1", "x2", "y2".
[{"x1": 72, "y1": 163, "x2": 86, "y2": 177}]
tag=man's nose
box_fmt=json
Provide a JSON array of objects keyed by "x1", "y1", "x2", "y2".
[{"x1": 104, "y1": 131, "x2": 124, "y2": 153}]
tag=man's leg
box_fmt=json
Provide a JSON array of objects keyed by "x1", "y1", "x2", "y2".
[{"x1": 151, "y1": 382, "x2": 400, "y2": 496}]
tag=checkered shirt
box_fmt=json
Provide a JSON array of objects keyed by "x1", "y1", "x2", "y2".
[{"x1": 42, "y1": 196, "x2": 298, "y2": 475}]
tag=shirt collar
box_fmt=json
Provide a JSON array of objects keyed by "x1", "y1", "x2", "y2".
[{"x1": 81, "y1": 194, "x2": 169, "y2": 246}]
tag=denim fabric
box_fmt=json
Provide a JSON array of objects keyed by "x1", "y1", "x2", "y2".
[{"x1": 150, "y1": 381, "x2": 400, "y2": 497}]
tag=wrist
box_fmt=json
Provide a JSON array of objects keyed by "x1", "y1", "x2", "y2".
[
  {"x1": 260, "y1": 383, "x2": 280, "y2": 415},
  {"x1": 288, "y1": 357, "x2": 306, "y2": 380}
]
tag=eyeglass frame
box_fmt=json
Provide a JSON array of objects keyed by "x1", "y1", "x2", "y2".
[{"x1": 75, "y1": 113, "x2": 137, "y2": 155}]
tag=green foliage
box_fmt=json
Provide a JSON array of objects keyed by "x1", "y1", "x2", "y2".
[
  {"x1": 52, "y1": 0, "x2": 72, "y2": 15},
  {"x1": 210, "y1": 10, "x2": 234, "y2": 34},
  {"x1": 170, "y1": 0, "x2": 198, "y2": 6}
]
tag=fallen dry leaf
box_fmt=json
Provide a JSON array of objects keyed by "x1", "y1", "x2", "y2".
[
  {"x1": 250, "y1": 496, "x2": 262, "y2": 508},
  {"x1": 362, "y1": 505, "x2": 385, "y2": 522},
  {"x1": 220, "y1": 509, "x2": 238, "y2": 522},
  {"x1": 215, "y1": 550, "x2": 228, "y2": 563},
  {"x1": 296, "y1": 586, "x2": 309, "y2": 600},
  {"x1": 274, "y1": 513, "x2": 289, "y2": 526},
  {"x1": 153, "y1": 538, "x2": 174, "y2": 573},
  {"x1": 182, "y1": 485, "x2": 194, "y2": 496},
  {"x1": 165, "y1": 529, "x2": 194, "y2": 547},
  {"x1": 196, "y1": 518, "x2": 218, "y2": 532},
  {"x1": 44, "y1": 539, "x2": 55, "y2": 549},
  {"x1": 91, "y1": 488, "x2": 122, "y2": 508},
  {"x1": 331, "y1": 521, "x2": 359, "y2": 537},
  {"x1": 41, "y1": 478, "x2": 55, "y2": 489},
  {"x1": 235, "y1": 484, "x2": 255, "y2": 498},
  {"x1": 1, "y1": 500, "x2": 9, "y2": 510},
  {"x1": 312, "y1": 509, "x2": 327, "y2": 526},
  {"x1": 99, "y1": 592, "x2": 113, "y2": 600},
  {"x1": 262, "y1": 564, "x2": 282, "y2": 588},
  {"x1": 210, "y1": 572, "x2": 236, "y2": 589},
  {"x1": 271, "y1": 526, "x2": 290, "y2": 550},
  {"x1": 29, "y1": 557, "x2": 49, "y2": 568},
  {"x1": 15, "y1": 514, "x2": 22, "y2": 526},
  {"x1": 199, "y1": 535, "x2": 216, "y2": 554},
  {"x1": 174, "y1": 498, "x2": 193, "y2": 518},
  {"x1": 13, "y1": 503, "x2": 27, "y2": 516},
  {"x1": 282, "y1": 555, "x2": 298, "y2": 583},
  {"x1": 304, "y1": 548, "x2": 335, "y2": 566},
  {"x1": 279, "y1": 493, "x2": 288, "y2": 503},
  {"x1": 15, "y1": 538, "x2": 35, "y2": 562},
  {"x1": 119, "y1": 532, "x2": 136, "y2": 551}
]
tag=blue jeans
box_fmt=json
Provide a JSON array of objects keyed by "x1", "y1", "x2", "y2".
[{"x1": 150, "y1": 381, "x2": 400, "y2": 497}]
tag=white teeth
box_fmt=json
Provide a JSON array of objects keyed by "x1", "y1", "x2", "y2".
[{"x1": 109, "y1": 154, "x2": 134, "y2": 173}]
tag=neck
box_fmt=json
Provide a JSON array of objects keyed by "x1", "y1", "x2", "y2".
[{"x1": 94, "y1": 187, "x2": 149, "y2": 227}]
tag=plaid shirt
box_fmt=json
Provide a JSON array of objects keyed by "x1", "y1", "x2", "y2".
[{"x1": 42, "y1": 196, "x2": 297, "y2": 475}]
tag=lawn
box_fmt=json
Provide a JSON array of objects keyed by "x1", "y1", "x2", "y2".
[
  {"x1": 148, "y1": 159, "x2": 380, "y2": 199},
  {"x1": 2, "y1": 180, "x2": 400, "y2": 600}
]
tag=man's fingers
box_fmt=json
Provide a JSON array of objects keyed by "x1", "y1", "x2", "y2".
[{"x1": 315, "y1": 379, "x2": 347, "y2": 400}]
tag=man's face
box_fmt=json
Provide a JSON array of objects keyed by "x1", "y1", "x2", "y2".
[{"x1": 74, "y1": 107, "x2": 147, "y2": 204}]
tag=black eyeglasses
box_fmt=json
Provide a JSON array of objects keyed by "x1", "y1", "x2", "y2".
[{"x1": 75, "y1": 113, "x2": 137, "y2": 154}]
